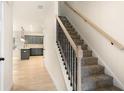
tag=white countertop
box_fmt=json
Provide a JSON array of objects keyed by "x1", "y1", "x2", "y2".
[{"x1": 23, "y1": 44, "x2": 44, "y2": 49}]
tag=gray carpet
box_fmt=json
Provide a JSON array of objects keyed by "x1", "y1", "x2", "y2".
[{"x1": 58, "y1": 16, "x2": 122, "y2": 91}]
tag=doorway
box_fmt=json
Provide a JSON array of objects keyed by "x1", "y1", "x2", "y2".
[{"x1": 12, "y1": 1, "x2": 56, "y2": 91}]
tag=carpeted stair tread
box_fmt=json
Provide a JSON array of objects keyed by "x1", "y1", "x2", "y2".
[
  {"x1": 82, "y1": 57, "x2": 98, "y2": 65},
  {"x1": 82, "y1": 74, "x2": 113, "y2": 90},
  {"x1": 81, "y1": 65, "x2": 104, "y2": 77},
  {"x1": 60, "y1": 19, "x2": 70, "y2": 25},
  {"x1": 59, "y1": 16, "x2": 68, "y2": 20}
]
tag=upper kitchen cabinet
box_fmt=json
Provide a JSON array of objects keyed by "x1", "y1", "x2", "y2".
[{"x1": 25, "y1": 35, "x2": 43, "y2": 44}]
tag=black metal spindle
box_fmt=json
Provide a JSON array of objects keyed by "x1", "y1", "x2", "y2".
[
  {"x1": 65, "y1": 36, "x2": 67, "y2": 70},
  {"x1": 73, "y1": 50, "x2": 75, "y2": 91},
  {"x1": 69, "y1": 45, "x2": 72, "y2": 86},
  {"x1": 64, "y1": 38, "x2": 67, "y2": 66},
  {"x1": 69, "y1": 43, "x2": 71, "y2": 80},
  {"x1": 75, "y1": 58, "x2": 78, "y2": 91},
  {"x1": 66, "y1": 39, "x2": 69, "y2": 75}
]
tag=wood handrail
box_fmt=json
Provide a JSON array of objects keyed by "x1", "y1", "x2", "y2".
[
  {"x1": 65, "y1": 2, "x2": 124, "y2": 50},
  {"x1": 56, "y1": 16, "x2": 77, "y2": 53}
]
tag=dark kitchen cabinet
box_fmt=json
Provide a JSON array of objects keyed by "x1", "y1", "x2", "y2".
[
  {"x1": 30, "y1": 48, "x2": 43, "y2": 56},
  {"x1": 21, "y1": 49, "x2": 30, "y2": 60}
]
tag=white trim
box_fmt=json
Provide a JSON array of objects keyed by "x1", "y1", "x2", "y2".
[
  {"x1": 0, "y1": 2, "x2": 4, "y2": 90},
  {"x1": 0, "y1": 2, "x2": 2, "y2": 90}
]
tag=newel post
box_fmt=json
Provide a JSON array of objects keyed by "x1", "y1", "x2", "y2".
[{"x1": 77, "y1": 45, "x2": 83, "y2": 91}]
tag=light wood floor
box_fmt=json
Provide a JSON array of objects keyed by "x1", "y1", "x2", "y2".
[{"x1": 12, "y1": 56, "x2": 56, "y2": 91}]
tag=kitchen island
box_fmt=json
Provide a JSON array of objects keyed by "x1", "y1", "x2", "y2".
[{"x1": 21, "y1": 44, "x2": 44, "y2": 60}]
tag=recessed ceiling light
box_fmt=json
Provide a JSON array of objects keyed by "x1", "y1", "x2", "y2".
[{"x1": 37, "y1": 5, "x2": 43, "y2": 9}]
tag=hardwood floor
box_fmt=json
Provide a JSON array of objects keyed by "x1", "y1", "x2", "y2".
[{"x1": 12, "y1": 56, "x2": 56, "y2": 91}]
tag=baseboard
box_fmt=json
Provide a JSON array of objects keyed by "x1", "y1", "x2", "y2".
[
  {"x1": 43, "y1": 61, "x2": 58, "y2": 90},
  {"x1": 10, "y1": 84, "x2": 14, "y2": 91}
]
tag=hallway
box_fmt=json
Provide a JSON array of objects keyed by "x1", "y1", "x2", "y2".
[{"x1": 12, "y1": 56, "x2": 56, "y2": 91}]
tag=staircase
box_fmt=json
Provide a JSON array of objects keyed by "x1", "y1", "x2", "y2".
[{"x1": 57, "y1": 16, "x2": 121, "y2": 91}]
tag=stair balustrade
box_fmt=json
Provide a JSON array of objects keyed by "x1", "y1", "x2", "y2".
[{"x1": 56, "y1": 16, "x2": 83, "y2": 91}]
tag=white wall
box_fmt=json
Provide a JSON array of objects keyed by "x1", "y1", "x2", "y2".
[
  {"x1": 0, "y1": 1, "x2": 2, "y2": 90},
  {"x1": 59, "y1": 1, "x2": 124, "y2": 89},
  {"x1": 0, "y1": 2, "x2": 13, "y2": 90},
  {"x1": 13, "y1": 1, "x2": 45, "y2": 33},
  {"x1": 43, "y1": 2, "x2": 67, "y2": 90}
]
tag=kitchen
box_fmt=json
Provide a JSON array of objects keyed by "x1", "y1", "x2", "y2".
[
  {"x1": 12, "y1": 1, "x2": 45, "y2": 60},
  {"x1": 13, "y1": 26, "x2": 44, "y2": 60},
  {"x1": 20, "y1": 27, "x2": 44, "y2": 60}
]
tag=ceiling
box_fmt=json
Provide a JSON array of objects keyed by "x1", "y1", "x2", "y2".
[{"x1": 13, "y1": 1, "x2": 54, "y2": 32}]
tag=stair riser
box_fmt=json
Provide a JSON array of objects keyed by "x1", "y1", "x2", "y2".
[
  {"x1": 62, "y1": 21, "x2": 70, "y2": 25},
  {"x1": 83, "y1": 51, "x2": 92, "y2": 57},
  {"x1": 65, "y1": 25, "x2": 73, "y2": 28},
  {"x1": 61, "y1": 19, "x2": 68, "y2": 22},
  {"x1": 64, "y1": 25, "x2": 73, "y2": 28},
  {"x1": 82, "y1": 70, "x2": 104, "y2": 77},
  {"x1": 69, "y1": 32, "x2": 78, "y2": 36},
  {"x1": 81, "y1": 45, "x2": 88, "y2": 50},
  {"x1": 61, "y1": 20, "x2": 69, "y2": 22},
  {"x1": 96, "y1": 79, "x2": 113, "y2": 89},
  {"x1": 70, "y1": 34, "x2": 79, "y2": 37},
  {"x1": 72, "y1": 37, "x2": 81, "y2": 41},
  {"x1": 63, "y1": 22, "x2": 71, "y2": 25},
  {"x1": 82, "y1": 58, "x2": 98, "y2": 65},
  {"x1": 83, "y1": 57, "x2": 98, "y2": 63},
  {"x1": 82, "y1": 61, "x2": 98, "y2": 66},
  {"x1": 66, "y1": 27, "x2": 75, "y2": 31},
  {"x1": 66, "y1": 27, "x2": 75, "y2": 30},
  {"x1": 59, "y1": 18, "x2": 67, "y2": 21},
  {"x1": 81, "y1": 66, "x2": 104, "y2": 77},
  {"x1": 82, "y1": 78, "x2": 113, "y2": 90},
  {"x1": 75, "y1": 41, "x2": 84, "y2": 45},
  {"x1": 67, "y1": 29, "x2": 76, "y2": 32}
]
